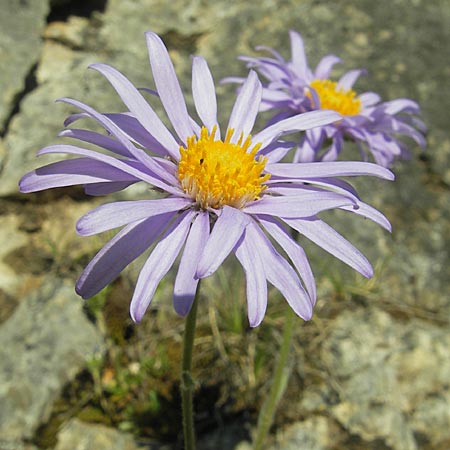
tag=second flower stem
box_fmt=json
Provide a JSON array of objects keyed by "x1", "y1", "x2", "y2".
[{"x1": 253, "y1": 307, "x2": 297, "y2": 450}]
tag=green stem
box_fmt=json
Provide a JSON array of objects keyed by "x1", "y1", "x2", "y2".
[
  {"x1": 253, "y1": 307, "x2": 297, "y2": 450},
  {"x1": 181, "y1": 284, "x2": 200, "y2": 450}
]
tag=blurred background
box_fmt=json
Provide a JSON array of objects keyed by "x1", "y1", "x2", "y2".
[{"x1": 0, "y1": 0, "x2": 449, "y2": 449}]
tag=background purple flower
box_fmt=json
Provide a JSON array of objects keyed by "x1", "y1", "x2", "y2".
[{"x1": 226, "y1": 30, "x2": 426, "y2": 167}]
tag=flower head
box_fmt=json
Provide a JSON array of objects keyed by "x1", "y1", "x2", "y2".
[
  {"x1": 228, "y1": 30, "x2": 426, "y2": 167},
  {"x1": 20, "y1": 32, "x2": 394, "y2": 327}
]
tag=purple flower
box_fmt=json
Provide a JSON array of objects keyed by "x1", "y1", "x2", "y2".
[
  {"x1": 19, "y1": 32, "x2": 394, "y2": 327},
  {"x1": 226, "y1": 30, "x2": 426, "y2": 167}
]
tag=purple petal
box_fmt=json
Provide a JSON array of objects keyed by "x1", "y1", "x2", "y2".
[
  {"x1": 104, "y1": 113, "x2": 171, "y2": 157},
  {"x1": 196, "y1": 206, "x2": 251, "y2": 278},
  {"x1": 243, "y1": 192, "x2": 354, "y2": 218},
  {"x1": 289, "y1": 30, "x2": 309, "y2": 79},
  {"x1": 266, "y1": 160, "x2": 395, "y2": 180},
  {"x1": 145, "y1": 32, "x2": 194, "y2": 143},
  {"x1": 89, "y1": 64, "x2": 180, "y2": 158},
  {"x1": 227, "y1": 71, "x2": 262, "y2": 143},
  {"x1": 37, "y1": 144, "x2": 180, "y2": 194},
  {"x1": 19, "y1": 158, "x2": 139, "y2": 193},
  {"x1": 57, "y1": 98, "x2": 155, "y2": 167},
  {"x1": 84, "y1": 181, "x2": 136, "y2": 196},
  {"x1": 192, "y1": 56, "x2": 219, "y2": 135},
  {"x1": 253, "y1": 110, "x2": 341, "y2": 150},
  {"x1": 59, "y1": 129, "x2": 132, "y2": 157},
  {"x1": 382, "y1": 98, "x2": 421, "y2": 115},
  {"x1": 339, "y1": 201, "x2": 392, "y2": 231},
  {"x1": 173, "y1": 212, "x2": 210, "y2": 316},
  {"x1": 337, "y1": 69, "x2": 366, "y2": 90},
  {"x1": 259, "y1": 216, "x2": 316, "y2": 304},
  {"x1": 58, "y1": 99, "x2": 179, "y2": 186},
  {"x1": 130, "y1": 210, "x2": 195, "y2": 322},
  {"x1": 285, "y1": 217, "x2": 373, "y2": 278},
  {"x1": 76, "y1": 197, "x2": 192, "y2": 236},
  {"x1": 234, "y1": 231, "x2": 268, "y2": 327},
  {"x1": 246, "y1": 222, "x2": 312, "y2": 320},
  {"x1": 76, "y1": 211, "x2": 176, "y2": 298},
  {"x1": 359, "y1": 92, "x2": 381, "y2": 107},
  {"x1": 314, "y1": 55, "x2": 341, "y2": 79}
]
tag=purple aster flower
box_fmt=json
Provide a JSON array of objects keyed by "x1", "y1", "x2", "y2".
[
  {"x1": 19, "y1": 32, "x2": 394, "y2": 327},
  {"x1": 226, "y1": 30, "x2": 426, "y2": 167}
]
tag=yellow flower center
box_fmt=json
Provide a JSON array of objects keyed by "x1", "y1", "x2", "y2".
[
  {"x1": 308, "y1": 79, "x2": 362, "y2": 116},
  {"x1": 178, "y1": 126, "x2": 270, "y2": 209}
]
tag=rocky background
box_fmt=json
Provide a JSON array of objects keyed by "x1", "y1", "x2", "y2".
[{"x1": 0, "y1": 0, "x2": 449, "y2": 449}]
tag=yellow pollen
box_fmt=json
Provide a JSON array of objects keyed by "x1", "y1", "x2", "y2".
[
  {"x1": 177, "y1": 126, "x2": 270, "y2": 209},
  {"x1": 308, "y1": 79, "x2": 362, "y2": 116}
]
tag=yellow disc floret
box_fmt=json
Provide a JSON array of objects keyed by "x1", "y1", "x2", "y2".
[
  {"x1": 308, "y1": 79, "x2": 362, "y2": 116},
  {"x1": 178, "y1": 126, "x2": 270, "y2": 210}
]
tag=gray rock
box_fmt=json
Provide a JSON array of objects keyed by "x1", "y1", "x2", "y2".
[
  {"x1": 321, "y1": 307, "x2": 450, "y2": 450},
  {"x1": 0, "y1": 280, "x2": 105, "y2": 441},
  {"x1": 0, "y1": 214, "x2": 28, "y2": 299},
  {"x1": 0, "y1": 440, "x2": 38, "y2": 450},
  {"x1": 0, "y1": 0, "x2": 50, "y2": 132},
  {"x1": 54, "y1": 418, "x2": 140, "y2": 450},
  {"x1": 272, "y1": 416, "x2": 334, "y2": 450}
]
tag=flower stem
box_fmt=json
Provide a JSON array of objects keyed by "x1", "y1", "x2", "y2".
[
  {"x1": 181, "y1": 284, "x2": 200, "y2": 450},
  {"x1": 253, "y1": 307, "x2": 297, "y2": 450}
]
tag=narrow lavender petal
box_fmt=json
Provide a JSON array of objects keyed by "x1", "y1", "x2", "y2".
[
  {"x1": 320, "y1": 133, "x2": 343, "y2": 162},
  {"x1": 59, "y1": 129, "x2": 132, "y2": 157},
  {"x1": 89, "y1": 64, "x2": 180, "y2": 158},
  {"x1": 57, "y1": 98, "x2": 177, "y2": 184},
  {"x1": 255, "y1": 45, "x2": 284, "y2": 62},
  {"x1": 339, "y1": 201, "x2": 392, "y2": 231},
  {"x1": 247, "y1": 222, "x2": 312, "y2": 320},
  {"x1": 289, "y1": 30, "x2": 309, "y2": 79},
  {"x1": 285, "y1": 217, "x2": 373, "y2": 278},
  {"x1": 84, "y1": 181, "x2": 136, "y2": 196},
  {"x1": 64, "y1": 112, "x2": 89, "y2": 127},
  {"x1": 145, "y1": 32, "x2": 194, "y2": 143},
  {"x1": 38, "y1": 144, "x2": 180, "y2": 194},
  {"x1": 337, "y1": 69, "x2": 366, "y2": 90},
  {"x1": 173, "y1": 212, "x2": 210, "y2": 316},
  {"x1": 382, "y1": 98, "x2": 421, "y2": 115},
  {"x1": 243, "y1": 192, "x2": 354, "y2": 218},
  {"x1": 265, "y1": 179, "x2": 360, "y2": 203},
  {"x1": 58, "y1": 98, "x2": 152, "y2": 165},
  {"x1": 76, "y1": 212, "x2": 175, "y2": 298},
  {"x1": 314, "y1": 55, "x2": 341, "y2": 79},
  {"x1": 227, "y1": 71, "x2": 262, "y2": 143},
  {"x1": 196, "y1": 206, "x2": 251, "y2": 278},
  {"x1": 234, "y1": 231, "x2": 268, "y2": 327},
  {"x1": 259, "y1": 140, "x2": 296, "y2": 163},
  {"x1": 259, "y1": 216, "x2": 316, "y2": 304},
  {"x1": 76, "y1": 197, "x2": 192, "y2": 236},
  {"x1": 19, "y1": 158, "x2": 139, "y2": 193},
  {"x1": 130, "y1": 210, "x2": 195, "y2": 323},
  {"x1": 253, "y1": 110, "x2": 341, "y2": 150},
  {"x1": 266, "y1": 160, "x2": 395, "y2": 180},
  {"x1": 192, "y1": 56, "x2": 219, "y2": 135},
  {"x1": 105, "y1": 113, "x2": 171, "y2": 157},
  {"x1": 359, "y1": 92, "x2": 381, "y2": 107}
]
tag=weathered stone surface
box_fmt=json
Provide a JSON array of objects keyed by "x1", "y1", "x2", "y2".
[
  {"x1": 0, "y1": 440, "x2": 38, "y2": 450},
  {"x1": 321, "y1": 307, "x2": 450, "y2": 450},
  {"x1": 0, "y1": 280, "x2": 105, "y2": 441},
  {"x1": 0, "y1": 0, "x2": 50, "y2": 132},
  {"x1": 54, "y1": 418, "x2": 141, "y2": 450},
  {"x1": 272, "y1": 416, "x2": 334, "y2": 450},
  {"x1": 0, "y1": 214, "x2": 28, "y2": 299}
]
